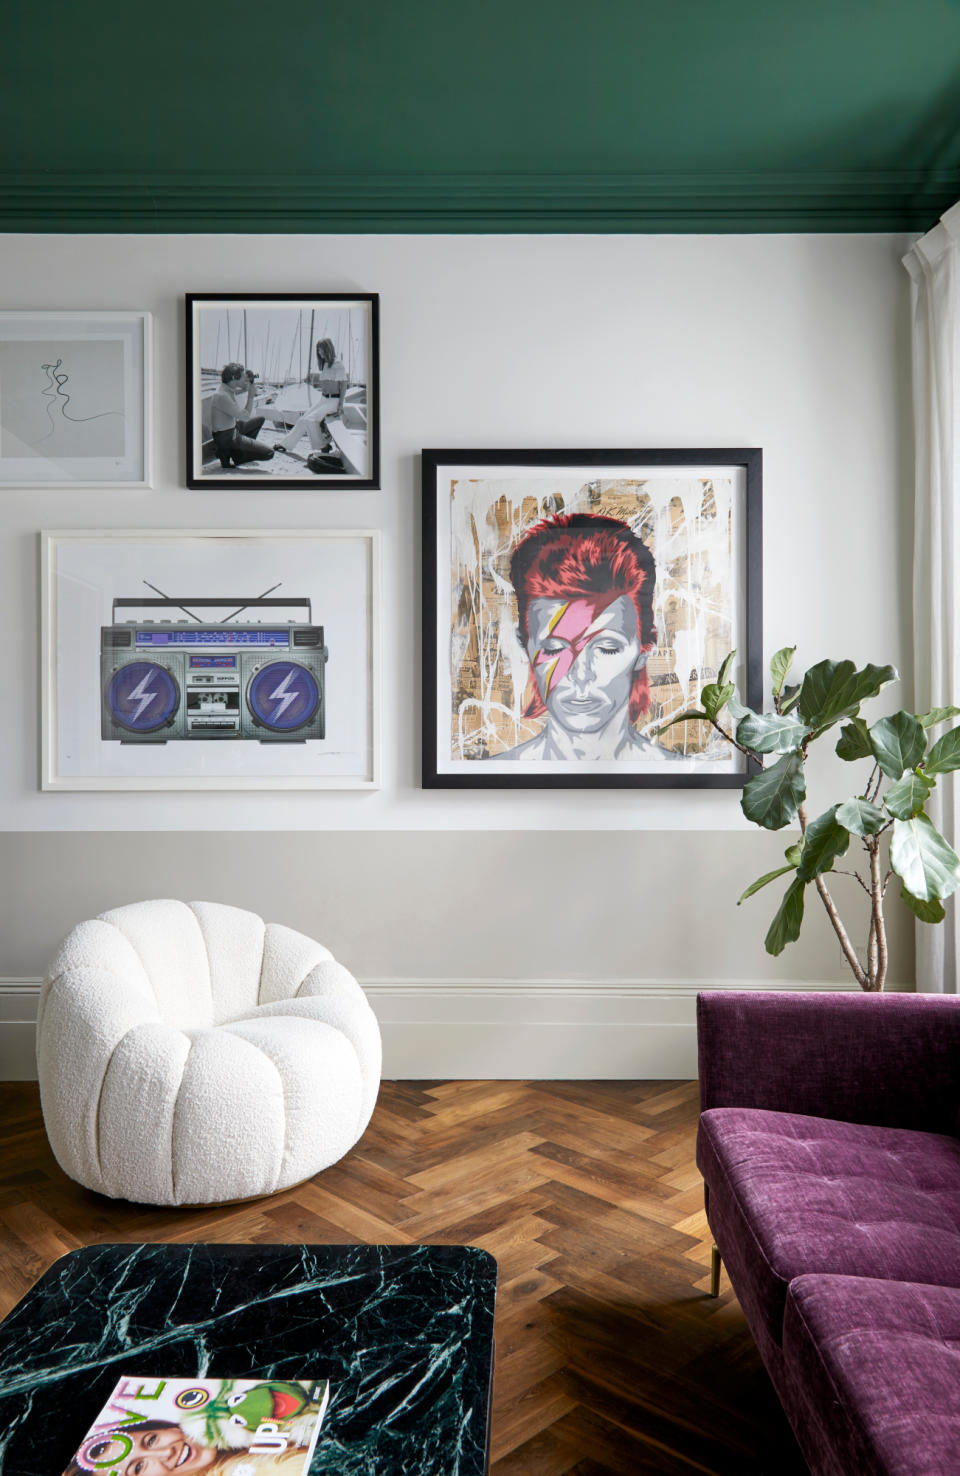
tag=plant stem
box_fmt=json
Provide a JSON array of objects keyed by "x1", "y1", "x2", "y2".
[
  {"x1": 798, "y1": 803, "x2": 870, "y2": 989},
  {"x1": 834, "y1": 867, "x2": 872, "y2": 897},
  {"x1": 867, "y1": 910, "x2": 877, "y2": 985},
  {"x1": 658, "y1": 713, "x2": 757, "y2": 761},
  {"x1": 868, "y1": 836, "x2": 888, "y2": 992},
  {"x1": 709, "y1": 717, "x2": 755, "y2": 761},
  {"x1": 814, "y1": 875, "x2": 870, "y2": 989}
]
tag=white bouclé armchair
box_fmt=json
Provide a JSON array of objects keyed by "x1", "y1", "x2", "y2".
[{"x1": 37, "y1": 899, "x2": 381, "y2": 1206}]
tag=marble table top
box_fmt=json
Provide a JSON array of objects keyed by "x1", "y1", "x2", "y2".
[{"x1": 0, "y1": 1241, "x2": 497, "y2": 1475}]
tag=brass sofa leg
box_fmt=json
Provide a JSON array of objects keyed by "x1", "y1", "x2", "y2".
[{"x1": 710, "y1": 1243, "x2": 722, "y2": 1298}]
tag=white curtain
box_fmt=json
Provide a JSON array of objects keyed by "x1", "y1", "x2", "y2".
[{"x1": 904, "y1": 203, "x2": 960, "y2": 993}]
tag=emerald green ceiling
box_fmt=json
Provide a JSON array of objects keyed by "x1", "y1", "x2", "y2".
[{"x1": 5, "y1": 0, "x2": 960, "y2": 231}]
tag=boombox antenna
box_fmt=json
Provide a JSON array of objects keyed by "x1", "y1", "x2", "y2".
[
  {"x1": 219, "y1": 583, "x2": 283, "y2": 622},
  {"x1": 142, "y1": 580, "x2": 203, "y2": 623},
  {"x1": 112, "y1": 585, "x2": 312, "y2": 622}
]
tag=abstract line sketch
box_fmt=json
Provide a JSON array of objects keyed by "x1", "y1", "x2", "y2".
[
  {"x1": 448, "y1": 473, "x2": 736, "y2": 763},
  {"x1": 35, "y1": 355, "x2": 126, "y2": 445},
  {"x1": 0, "y1": 337, "x2": 126, "y2": 461}
]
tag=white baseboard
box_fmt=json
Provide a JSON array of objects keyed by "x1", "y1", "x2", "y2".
[
  {"x1": 0, "y1": 976, "x2": 861, "y2": 1081},
  {"x1": 0, "y1": 983, "x2": 42, "y2": 1080}
]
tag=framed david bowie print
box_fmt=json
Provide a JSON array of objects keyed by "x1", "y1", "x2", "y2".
[
  {"x1": 42, "y1": 529, "x2": 380, "y2": 790},
  {"x1": 186, "y1": 294, "x2": 380, "y2": 489},
  {"x1": 422, "y1": 448, "x2": 762, "y2": 789}
]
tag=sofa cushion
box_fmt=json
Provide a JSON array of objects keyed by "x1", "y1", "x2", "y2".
[
  {"x1": 698, "y1": 1107, "x2": 960, "y2": 1348},
  {"x1": 783, "y1": 1274, "x2": 960, "y2": 1476}
]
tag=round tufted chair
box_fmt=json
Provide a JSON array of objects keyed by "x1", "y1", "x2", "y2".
[{"x1": 37, "y1": 900, "x2": 381, "y2": 1207}]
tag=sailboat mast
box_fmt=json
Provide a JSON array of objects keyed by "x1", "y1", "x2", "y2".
[
  {"x1": 306, "y1": 308, "x2": 315, "y2": 404},
  {"x1": 285, "y1": 315, "x2": 298, "y2": 383}
]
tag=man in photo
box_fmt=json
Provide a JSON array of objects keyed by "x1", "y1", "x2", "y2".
[{"x1": 208, "y1": 363, "x2": 276, "y2": 470}]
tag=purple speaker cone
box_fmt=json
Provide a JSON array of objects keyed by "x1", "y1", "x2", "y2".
[
  {"x1": 108, "y1": 661, "x2": 179, "y2": 732},
  {"x1": 248, "y1": 661, "x2": 319, "y2": 731}
]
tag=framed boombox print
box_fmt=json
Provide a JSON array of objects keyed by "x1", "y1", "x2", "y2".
[{"x1": 41, "y1": 529, "x2": 380, "y2": 790}]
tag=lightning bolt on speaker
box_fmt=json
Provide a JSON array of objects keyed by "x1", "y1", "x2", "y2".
[
  {"x1": 243, "y1": 654, "x2": 326, "y2": 739},
  {"x1": 102, "y1": 653, "x2": 185, "y2": 741}
]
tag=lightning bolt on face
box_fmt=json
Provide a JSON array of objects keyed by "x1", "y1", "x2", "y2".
[
  {"x1": 101, "y1": 592, "x2": 328, "y2": 743},
  {"x1": 492, "y1": 513, "x2": 674, "y2": 763}
]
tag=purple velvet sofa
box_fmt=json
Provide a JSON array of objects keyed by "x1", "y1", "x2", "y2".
[{"x1": 697, "y1": 990, "x2": 960, "y2": 1476}]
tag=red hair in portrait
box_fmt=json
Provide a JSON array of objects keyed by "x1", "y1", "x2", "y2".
[{"x1": 510, "y1": 513, "x2": 657, "y2": 722}]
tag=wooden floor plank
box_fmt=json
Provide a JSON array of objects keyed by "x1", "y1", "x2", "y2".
[{"x1": 0, "y1": 1080, "x2": 805, "y2": 1473}]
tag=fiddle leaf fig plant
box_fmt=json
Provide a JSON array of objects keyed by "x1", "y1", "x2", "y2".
[{"x1": 659, "y1": 648, "x2": 960, "y2": 991}]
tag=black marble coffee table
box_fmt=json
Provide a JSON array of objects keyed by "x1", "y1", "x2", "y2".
[{"x1": 0, "y1": 1242, "x2": 497, "y2": 1475}]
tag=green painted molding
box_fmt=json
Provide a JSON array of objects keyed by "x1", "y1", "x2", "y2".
[{"x1": 1, "y1": 170, "x2": 957, "y2": 233}]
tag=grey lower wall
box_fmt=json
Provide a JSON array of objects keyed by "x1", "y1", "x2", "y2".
[
  {"x1": 0, "y1": 830, "x2": 911, "y2": 984},
  {"x1": 0, "y1": 831, "x2": 913, "y2": 1080}
]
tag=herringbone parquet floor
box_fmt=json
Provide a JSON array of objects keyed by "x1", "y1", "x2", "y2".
[{"x1": 0, "y1": 1079, "x2": 805, "y2": 1475}]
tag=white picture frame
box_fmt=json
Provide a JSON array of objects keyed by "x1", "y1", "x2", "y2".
[
  {"x1": 41, "y1": 529, "x2": 380, "y2": 790},
  {"x1": 0, "y1": 312, "x2": 152, "y2": 488}
]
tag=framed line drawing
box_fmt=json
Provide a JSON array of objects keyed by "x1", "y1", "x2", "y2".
[
  {"x1": 42, "y1": 529, "x2": 380, "y2": 790},
  {"x1": 0, "y1": 311, "x2": 151, "y2": 488},
  {"x1": 423, "y1": 448, "x2": 762, "y2": 789},
  {"x1": 186, "y1": 294, "x2": 380, "y2": 489}
]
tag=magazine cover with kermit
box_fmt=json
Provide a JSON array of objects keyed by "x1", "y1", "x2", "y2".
[{"x1": 62, "y1": 1375, "x2": 330, "y2": 1474}]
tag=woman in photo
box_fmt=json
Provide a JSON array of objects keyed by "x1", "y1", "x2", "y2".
[{"x1": 273, "y1": 337, "x2": 348, "y2": 456}]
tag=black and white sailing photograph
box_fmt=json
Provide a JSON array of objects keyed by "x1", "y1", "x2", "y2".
[{"x1": 186, "y1": 294, "x2": 379, "y2": 489}]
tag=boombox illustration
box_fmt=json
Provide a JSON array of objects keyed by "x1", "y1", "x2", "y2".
[{"x1": 101, "y1": 592, "x2": 328, "y2": 742}]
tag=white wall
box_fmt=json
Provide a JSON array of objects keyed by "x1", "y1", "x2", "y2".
[
  {"x1": 0, "y1": 232, "x2": 916, "y2": 1074},
  {"x1": 0, "y1": 232, "x2": 914, "y2": 829}
]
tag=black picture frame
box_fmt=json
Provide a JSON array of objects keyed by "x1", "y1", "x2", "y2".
[
  {"x1": 422, "y1": 447, "x2": 763, "y2": 789},
  {"x1": 186, "y1": 292, "x2": 380, "y2": 490}
]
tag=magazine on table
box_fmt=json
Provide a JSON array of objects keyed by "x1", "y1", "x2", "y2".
[{"x1": 62, "y1": 1374, "x2": 330, "y2": 1474}]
